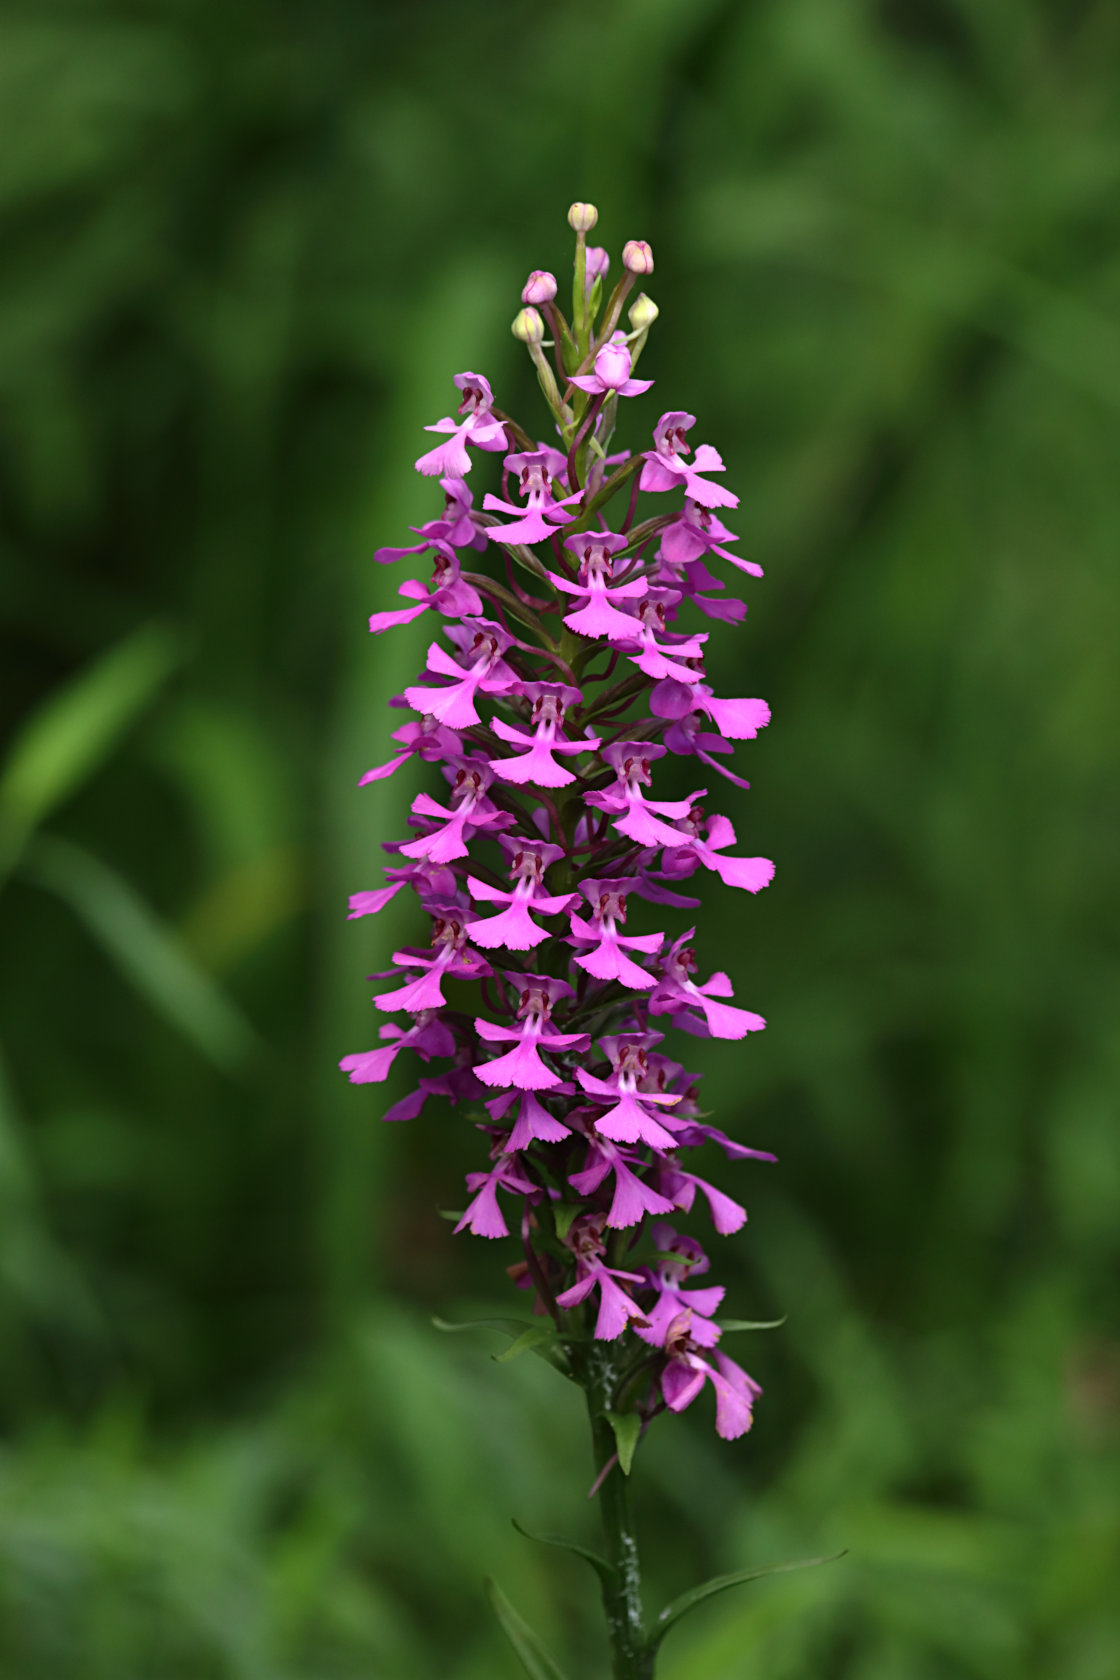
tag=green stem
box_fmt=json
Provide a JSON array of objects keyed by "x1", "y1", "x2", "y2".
[{"x1": 577, "y1": 1341, "x2": 655, "y2": 1679}]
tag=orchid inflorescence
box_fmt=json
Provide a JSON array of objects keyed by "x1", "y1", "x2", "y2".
[{"x1": 343, "y1": 203, "x2": 776, "y2": 1471}]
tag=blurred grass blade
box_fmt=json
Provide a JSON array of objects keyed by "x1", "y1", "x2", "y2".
[
  {"x1": 0, "y1": 622, "x2": 184, "y2": 872},
  {"x1": 651, "y1": 1552, "x2": 846, "y2": 1651},
  {"x1": 0, "y1": 1045, "x2": 102, "y2": 1332},
  {"x1": 511, "y1": 1518, "x2": 615, "y2": 1589},
  {"x1": 26, "y1": 836, "x2": 257, "y2": 1073},
  {"x1": 485, "y1": 1578, "x2": 570, "y2": 1680}
]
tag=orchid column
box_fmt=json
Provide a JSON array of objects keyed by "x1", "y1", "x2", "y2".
[{"x1": 342, "y1": 203, "x2": 795, "y2": 1679}]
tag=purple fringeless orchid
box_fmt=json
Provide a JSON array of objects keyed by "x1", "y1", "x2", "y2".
[{"x1": 340, "y1": 204, "x2": 794, "y2": 1679}]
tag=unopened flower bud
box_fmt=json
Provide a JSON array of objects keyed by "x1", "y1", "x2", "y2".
[
  {"x1": 521, "y1": 270, "x2": 557, "y2": 305},
  {"x1": 511, "y1": 306, "x2": 545, "y2": 345},
  {"x1": 628, "y1": 292, "x2": 659, "y2": 331},
  {"x1": 568, "y1": 201, "x2": 599, "y2": 233},
  {"x1": 622, "y1": 239, "x2": 654, "y2": 275}
]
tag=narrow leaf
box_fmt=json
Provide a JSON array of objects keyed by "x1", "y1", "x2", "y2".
[
  {"x1": 652, "y1": 1552, "x2": 846, "y2": 1649},
  {"x1": 552, "y1": 1203, "x2": 580, "y2": 1242},
  {"x1": 494, "y1": 1326, "x2": 557, "y2": 1364},
  {"x1": 0, "y1": 623, "x2": 183, "y2": 868},
  {"x1": 605, "y1": 1411, "x2": 641, "y2": 1476},
  {"x1": 511, "y1": 1518, "x2": 615, "y2": 1589},
  {"x1": 25, "y1": 837, "x2": 257, "y2": 1073},
  {"x1": 485, "y1": 1578, "x2": 571, "y2": 1680},
  {"x1": 715, "y1": 1316, "x2": 787, "y2": 1333},
  {"x1": 432, "y1": 1315, "x2": 536, "y2": 1338}
]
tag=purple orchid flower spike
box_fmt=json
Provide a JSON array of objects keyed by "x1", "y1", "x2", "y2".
[
  {"x1": 490, "y1": 683, "x2": 601, "y2": 788},
  {"x1": 467, "y1": 836, "x2": 576, "y2": 951},
  {"x1": 483, "y1": 450, "x2": 582, "y2": 545},
  {"x1": 569, "y1": 331, "x2": 653, "y2": 399},
  {"x1": 415, "y1": 372, "x2": 508, "y2": 478},
  {"x1": 344, "y1": 207, "x2": 801, "y2": 1675},
  {"x1": 639, "y1": 411, "x2": 739, "y2": 509}
]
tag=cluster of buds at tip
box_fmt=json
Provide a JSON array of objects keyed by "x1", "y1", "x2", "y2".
[{"x1": 344, "y1": 204, "x2": 776, "y2": 1444}]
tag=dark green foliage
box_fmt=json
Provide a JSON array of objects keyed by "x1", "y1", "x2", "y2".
[{"x1": 1, "y1": 0, "x2": 1118, "y2": 1674}]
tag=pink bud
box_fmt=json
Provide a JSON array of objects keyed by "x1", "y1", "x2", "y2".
[
  {"x1": 584, "y1": 246, "x2": 610, "y2": 296},
  {"x1": 622, "y1": 239, "x2": 654, "y2": 275},
  {"x1": 522, "y1": 270, "x2": 557, "y2": 305},
  {"x1": 593, "y1": 337, "x2": 633, "y2": 390}
]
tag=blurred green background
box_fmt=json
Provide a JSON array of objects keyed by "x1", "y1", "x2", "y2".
[{"x1": 2, "y1": 0, "x2": 1118, "y2": 1674}]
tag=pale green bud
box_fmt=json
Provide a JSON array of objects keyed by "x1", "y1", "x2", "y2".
[
  {"x1": 567, "y1": 201, "x2": 599, "y2": 233},
  {"x1": 511, "y1": 306, "x2": 546, "y2": 344},
  {"x1": 628, "y1": 292, "x2": 659, "y2": 331}
]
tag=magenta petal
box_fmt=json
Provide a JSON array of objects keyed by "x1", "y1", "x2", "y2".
[
  {"x1": 593, "y1": 1274, "x2": 642, "y2": 1341},
  {"x1": 368, "y1": 602, "x2": 430, "y2": 633},
  {"x1": 347, "y1": 884, "x2": 404, "y2": 918},
  {"x1": 454, "y1": 1176, "x2": 509, "y2": 1239},
  {"x1": 662, "y1": 1360, "x2": 706, "y2": 1412},
  {"x1": 338, "y1": 1046, "x2": 398, "y2": 1083},
  {"x1": 606, "y1": 1160, "x2": 675, "y2": 1229},
  {"x1": 475, "y1": 1038, "x2": 562, "y2": 1091},
  {"x1": 704, "y1": 696, "x2": 771, "y2": 739},
  {"x1": 507, "y1": 1093, "x2": 570, "y2": 1150},
  {"x1": 373, "y1": 968, "x2": 446, "y2": 1012},
  {"x1": 708, "y1": 852, "x2": 775, "y2": 893},
  {"x1": 593, "y1": 1092, "x2": 677, "y2": 1149},
  {"x1": 469, "y1": 899, "x2": 549, "y2": 950}
]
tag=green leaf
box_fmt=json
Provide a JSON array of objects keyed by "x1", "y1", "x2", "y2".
[
  {"x1": 715, "y1": 1316, "x2": 787, "y2": 1333},
  {"x1": 432, "y1": 1315, "x2": 537, "y2": 1338},
  {"x1": 604, "y1": 1410, "x2": 642, "y2": 1476},
  {"x1": 24, "y1": 836, "x2": 257, "y2": 1074},
  {"x1": 494, "y1": 1326, "x2": 558, "y2": 1364},
  {"x1": 651, "y1": 1552, "x2": 846, "y2": 1650},
  {"x1": 485, "y1": 1578, "x2": 571, "y2": 1680},
  {"x1": 552, "y1": 1203, "x2": 580, "y2": 1242},
  {"x1": 0, "y1": 622, "x2": 184, "y2": 873},
  {"x1": 511, "y1": 1518, "x2": 615, "y2": 1589}
]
